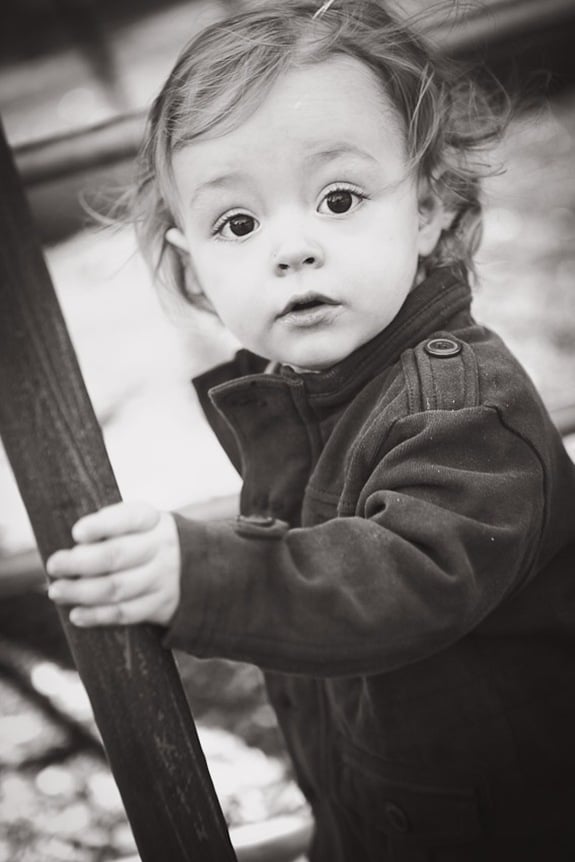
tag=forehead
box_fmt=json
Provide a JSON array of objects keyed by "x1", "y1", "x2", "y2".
[{"x1": 170, "y1": 55, "x2": 407, "y2": 192}]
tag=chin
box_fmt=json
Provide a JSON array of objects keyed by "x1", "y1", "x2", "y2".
[
  {"x1": 273, "y1": 333, "x2": 360, "y2": 372},
  {"x1": 284, "y1": 351, "x2": 346, "y2": 373}
]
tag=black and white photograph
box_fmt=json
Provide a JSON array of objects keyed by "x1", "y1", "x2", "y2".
[{"x1": 1, "y1": 1, "x2": 575, "y2": 859}]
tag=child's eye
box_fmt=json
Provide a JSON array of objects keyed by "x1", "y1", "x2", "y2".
[
  {"x1": 213, "y1": 211, "x2": 259, "y2": 240},
  {"x1": 318, "y1": 185, "x2": 367, "y2": 216}
]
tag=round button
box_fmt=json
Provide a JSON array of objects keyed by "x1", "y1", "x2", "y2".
[
  {"x1": 384, "y1": 801, "x2": 410, "y2": 833},
  {"x1": 424, "y1": 337, "x2": 461, "y2": 357}
]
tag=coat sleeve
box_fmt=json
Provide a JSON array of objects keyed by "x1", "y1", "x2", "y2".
[{"x1": 163, "y1": 405, "x2": 545, "y2": 676}]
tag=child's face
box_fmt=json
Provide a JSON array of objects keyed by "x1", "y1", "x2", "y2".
[{"x1": 170, "y1": 56, "x2": 444, "y2": 370}]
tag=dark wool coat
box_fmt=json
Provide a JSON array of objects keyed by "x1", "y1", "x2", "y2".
[{"x1": 165, "y1": 267, "x2": 575, "y2": 861}]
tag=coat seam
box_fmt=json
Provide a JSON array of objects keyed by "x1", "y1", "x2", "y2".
[{"x1": 484, "y1": 403, "x2": 547, "y2": 588}]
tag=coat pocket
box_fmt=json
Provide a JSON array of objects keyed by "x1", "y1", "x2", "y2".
[{"x1": 333, "y1": 740, "x2": 482, "y2": 861}]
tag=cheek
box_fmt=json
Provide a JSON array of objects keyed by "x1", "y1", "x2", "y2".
[
  {"x1": 188, "y1": 242, "x2": 217, "y2": 281},
  {"x1": 353, "y1": 219, "x2": 419, "y2": 280},
  {"x1": 187, "y1": 246, "x2": 229, "y2": 301},
  {"x1": 356, "y1": 195, "x2": 420, "y2": 251},
  {"x1": 191, "y1": 239, "x2": 255, "y2": 286},
  {"x1": 189, "y1": 242, "x2": 263, "y2": 315},
  {"x1": 383, "y1": 206, "x2": 421, "y2": 250},
  {"x1": 195, "y1": 273, "x2": 253, "y2": 338}
]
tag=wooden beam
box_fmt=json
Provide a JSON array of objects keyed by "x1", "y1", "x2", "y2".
[{"x1": 0, "y1": 118, "x2": 237, "y2": 862}]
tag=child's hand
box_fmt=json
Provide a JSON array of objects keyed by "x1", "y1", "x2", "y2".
[{"x1": 46, "y1": 502, "x2": 181, "y2": 628}]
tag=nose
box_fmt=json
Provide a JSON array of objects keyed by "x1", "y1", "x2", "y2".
[{"x1": 273, "y1": 237, "x2": 325, "y2": 277}]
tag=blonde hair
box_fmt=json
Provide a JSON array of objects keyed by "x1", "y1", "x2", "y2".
[{"x1": 131, "y1": 0, "x2": 508, "y2": 303}]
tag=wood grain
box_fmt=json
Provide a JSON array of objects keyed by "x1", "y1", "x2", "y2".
[{"x1": 0, "y1": 119, "x2": 236, "y2": 862}]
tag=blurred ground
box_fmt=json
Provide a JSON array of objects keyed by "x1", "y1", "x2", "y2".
[
  {"x1": 0, "y1": 25, "x2": 574, "y2": 862},
  {"x1": 0, "y1": 639, "x2": 306, "y2": 861}
]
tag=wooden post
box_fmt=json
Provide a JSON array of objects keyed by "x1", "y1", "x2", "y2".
[{"x1": 0, "y1": 119, "x2": 237, "y2": 862}]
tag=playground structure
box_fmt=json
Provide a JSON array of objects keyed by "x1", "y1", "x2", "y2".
[{"x1": 1, "y1": 1, "x2": 575, "y2": 859}]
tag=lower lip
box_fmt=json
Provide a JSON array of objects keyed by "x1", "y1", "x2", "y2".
[{"x1": 279, "y1": 304, "x2": 342, "y2": 328}]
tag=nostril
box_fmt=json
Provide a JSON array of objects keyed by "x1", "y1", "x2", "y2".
[{"x1": 275, "y1": 254, "x2": 319, "y2": 274}]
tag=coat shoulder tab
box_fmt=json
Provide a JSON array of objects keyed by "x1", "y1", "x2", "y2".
[{"x1": 402, "y1": 332, "x2": 480, "y2": 413}]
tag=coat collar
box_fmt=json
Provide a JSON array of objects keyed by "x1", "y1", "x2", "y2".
[
  {"x1": 276, "y1": 265, "x2": 471, "y2": 406},
  {"x1": 194, "y1": 266, "x2": 472, "y2": 522},
  {"x1": 197, "y1": 265, "x2": 472, "y2": 411},
  {"x1": 199, "y1": 267, "x2": 471, "y2": 406}
]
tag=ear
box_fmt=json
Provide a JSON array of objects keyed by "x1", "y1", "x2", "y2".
[
  {"x1": 165, "y1": 227, "x2": 190, "y2": 254},
  {"x1": 165, "y1": 227, "x2": 218, "y2": 313},
  {"x1": 416, "y1": 181, "x2": 453, "y2": 258}
]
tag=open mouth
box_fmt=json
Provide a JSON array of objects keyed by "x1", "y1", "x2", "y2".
[{"x1": 280, "y1": 293, "x2": 338, "y2": 316}]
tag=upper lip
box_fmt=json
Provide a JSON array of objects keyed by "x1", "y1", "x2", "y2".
[{"x1": 278, "y1": 292, "x2": 339, "y2": 317}]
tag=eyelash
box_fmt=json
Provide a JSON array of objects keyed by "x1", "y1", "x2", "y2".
[
  {"x1": 318, "y1": 183, "x2": 369, "y2": 213},
  {"x1": 211, "y1": 208, "x2": 256, "y2": 239},
  {"x1": 211, "y1": 182, "x2": 370, "y2": 239}
]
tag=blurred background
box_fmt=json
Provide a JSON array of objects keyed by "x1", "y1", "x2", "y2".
[{"x1": 1, "y1": 0, "x2": 575, "y2": 859}]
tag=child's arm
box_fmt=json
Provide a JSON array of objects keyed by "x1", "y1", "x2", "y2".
[
  {"x1": 46, "y1": 502, "x2": 180, "y2": 627},
  {"x1": 161, "y1": 404, "x2": 550, "y2": 677},
  {"x1": 46, "y1": 409, "x2": 550, "y2": 676}
]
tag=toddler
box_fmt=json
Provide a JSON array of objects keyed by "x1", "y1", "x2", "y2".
[{"x1": 47, "y1": 2, "x2": 575, "y2": 859}]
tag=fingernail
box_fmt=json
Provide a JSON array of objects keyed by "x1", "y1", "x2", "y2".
[
  {"x1": 71, "y1": 524, "x2": 83, "y2": 543},
  {"x1": 47, "y1": 584, "x2": 60, "y2": 599},
  {"x1": 69, "y1": 609, "x2": 88, "y2": 627}
]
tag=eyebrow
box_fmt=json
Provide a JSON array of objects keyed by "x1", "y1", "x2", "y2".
[
  {"x1": 188, "y1": 144, "x2": 378, "y2": 208},
  {"x1": 304, "y1": 144, "x2": 379, "y2": 167},
  {"x1": 189, "y1": 173, "x2": 249, "y2": 207}
]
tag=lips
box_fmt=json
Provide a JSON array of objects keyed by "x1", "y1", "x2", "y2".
[{"x1": 278, "y1": 292, "x2": 339, "y2": 317}]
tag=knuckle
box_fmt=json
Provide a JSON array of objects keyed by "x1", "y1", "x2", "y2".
[
  {"x1": 70, "y1": 545, "x2": 90, "y2": 571},
  {"x1": 105, "y1": 541, "x2": 123, "y2": 572},
  {"x1": 114, "y1": 604, "x2": 130, "y2": 625},
  {"x1": 105, "y1": 575, "x2": 122, "y2": 603},
  {"x1": 56, "y1": 553, "x2": 75, "y2": 576},
  {"x1": 92, "y1": 604, "x2": 125, "y2": 626},
  {"x1": 131, "y1": 501, "x2": 160, "y2": 531}
]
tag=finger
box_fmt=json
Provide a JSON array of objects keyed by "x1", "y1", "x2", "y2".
[
  {"x1": 68, "y1": 593, "x2": 163, "y2": 628},
  {"x1": 47, "y1": 533, "x2": 155, "y2": 578},
  {"x1": 48, "y1": 565, "x2": 155, "y2": 607},
  {"x1": 72, "y1": 502, "x2": 160, "y2": 544}
]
